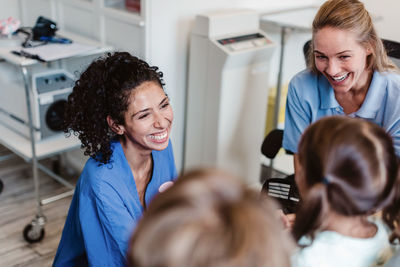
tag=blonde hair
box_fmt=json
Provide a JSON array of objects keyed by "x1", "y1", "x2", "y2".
[
  {"x1": 127, "y1": 169, "x2": 294, "y2": 267},
  {"x1": 308, "y1": 0, "x2": 397, "y2": 73}
]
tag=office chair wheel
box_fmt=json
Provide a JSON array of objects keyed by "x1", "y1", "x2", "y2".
[{"x1": 23, "y1": 223, "x2": 45, "y2": 243}]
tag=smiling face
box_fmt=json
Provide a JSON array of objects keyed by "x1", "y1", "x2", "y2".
[
  {"x1": 313, "y1": 27, "x2": 372, "y2": 94},
  {"x1": 114, "y1": 81, "x2": 173, "y2": 152}
]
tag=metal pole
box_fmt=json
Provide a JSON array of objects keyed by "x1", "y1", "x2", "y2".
[
  {"x1": 21, "y1": 66, "x2": 43, "y2": 218},
  {"x1": 41, "y1": 190, "x2": 74, "y2": 205},
  {"x1": 270, "y1": 27, "x2": 289, "y2": 173},
  {"x1": 273, "y1": 26, "x2": 287, "y2": 129}
]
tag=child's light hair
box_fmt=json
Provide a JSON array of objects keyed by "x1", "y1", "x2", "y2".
[{"x1": 127, "y1": 168, "x2": 294, "y2": 267}]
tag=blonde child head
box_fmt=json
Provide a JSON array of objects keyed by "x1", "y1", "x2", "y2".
[{"x1": 128, "y1": 168, "x2": 294, "y2": 267}]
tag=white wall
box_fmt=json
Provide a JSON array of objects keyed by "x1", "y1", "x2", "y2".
[
  {"x1": 0, "y1": 0, "x2": 20, "y2": 19},
  {"x1": 363, "y1": 0, "x2": 400, "y2": 42}
]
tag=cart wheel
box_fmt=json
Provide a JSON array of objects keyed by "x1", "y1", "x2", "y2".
[
  {"x1": 0, "y1": 179, "x2": 3, "y2": 194},
  {"x1": 23, "y1": 223, "x2": 45, "y2": 243}
]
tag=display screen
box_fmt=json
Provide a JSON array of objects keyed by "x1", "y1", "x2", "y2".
[{"x1": 217, "y1": 33, "x2": 264, "y2": 45}]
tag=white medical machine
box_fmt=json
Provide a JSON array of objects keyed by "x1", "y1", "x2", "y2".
[
  {"x1": 0, "y1": 64, "x2": 74, "y2": 141},
  {"x1": 184, "y1": 9, "x2": 276, "y2": 186}
]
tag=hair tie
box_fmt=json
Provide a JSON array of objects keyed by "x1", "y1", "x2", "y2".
[{"x1": 322, "y1": 176, "x2": 330, "y2": 186}]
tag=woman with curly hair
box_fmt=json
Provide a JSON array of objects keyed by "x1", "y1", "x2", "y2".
[{"x1": 53, "y1": 52, "x2": 177, "y2": 267}]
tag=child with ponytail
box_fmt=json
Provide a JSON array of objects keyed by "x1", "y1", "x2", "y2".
[{"x1": 292, "y1": 116, "x2": 400, "y2": 267}]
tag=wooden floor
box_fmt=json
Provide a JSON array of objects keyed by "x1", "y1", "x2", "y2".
[{"x1": 0, "y1": 145, "x2": 76, "y2": 267}]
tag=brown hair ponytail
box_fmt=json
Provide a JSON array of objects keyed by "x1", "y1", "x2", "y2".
[
  {"x1": 293, "y1": 183, "x2": 329, "y2": 242},
  {"x1": 293, "y1": 116, "x2": 399, "y2": 243}
]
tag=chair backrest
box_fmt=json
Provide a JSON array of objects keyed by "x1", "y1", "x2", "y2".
[
  {"x1": 302, "y1": 38, "x2": 400, "y2": 68},
  {"x1": 261, "y1": 129, "x2": 284, "y2": 159},
  {"x1": 303, "y1": 40, "x2": 312, "y2": 67},
  {"x1": 383, "y1": 39, "x2": 400, "y2": 67},
  {"x1": 261, "y1": 130, "x2": 299, "y2": 213},
  {"x1": 261, "y1": 129, "x2": 294, "y2": 160}
]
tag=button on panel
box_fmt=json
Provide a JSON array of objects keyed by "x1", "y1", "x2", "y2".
[
  {"x1": 230, "y1": 41, "x2": 255, "y2": 51},
  {"x1": 253, "y1": 38, "x2": 268, "y2": 47},
  {"x1": 36, "y1": 72, "x2": 74, "y2": 94}
]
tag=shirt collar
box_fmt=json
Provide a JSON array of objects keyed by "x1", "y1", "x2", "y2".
[
  {"x1": 318, "y1": 71, "x2": 386, "y2": 118},
  {"x1": 318, "y1": 74, "x2": 340, "y2": 109},
  {"x1": 355, "y1": 71, "x2": 386, "y2": 119}
]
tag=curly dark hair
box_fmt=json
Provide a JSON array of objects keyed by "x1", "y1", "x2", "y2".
[{"x1": 64, "y1": 52, "x2": 165, "y2": 164}]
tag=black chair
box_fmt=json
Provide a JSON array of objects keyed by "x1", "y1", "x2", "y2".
[
  {"x1": 260, "y1": 129, "x2": 300, "y2": 214},
  {"x1": 303, "y1": 39, "x2": 312, "y2": 67},
  {"x1": 261, "y1": 129, "x2": 285, "y2": 160},
  {"x1": 382, "y1": 39, "x2": 400, "y2": 67}
]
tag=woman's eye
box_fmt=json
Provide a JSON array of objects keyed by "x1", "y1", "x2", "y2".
[
  {"x1": 161, "y1": 102, "x2": 170, "y2": 109},
  {"x1": 315, "y1": 55, "x2": 326, "y2": 60},
  {"x1": 339, "y1": 55, "x2": 350, "y2": 60},
  {"x1": 138, "y1": 113, "x2": 149, "y2": 119}
]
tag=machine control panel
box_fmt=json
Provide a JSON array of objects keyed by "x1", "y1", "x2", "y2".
[
  {"x1": 35, "y1": 71, "x2": 74, "y2": 94},
  {"x1": 217, "y1": 33, "x2": 272, "y2": 51}
]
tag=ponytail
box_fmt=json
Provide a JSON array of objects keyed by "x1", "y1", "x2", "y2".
[
  {"x1": 292, "y1": 183, "x2": 329, "y2": 242},
  {"x1": 382, "y1": 162, "x2": 400, "y2": 243},
  {"x1": 295, "y1": 116, "x2": 399, "y2": 244}
]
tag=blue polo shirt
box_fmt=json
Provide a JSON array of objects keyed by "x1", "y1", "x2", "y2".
[{"x1": 283, "y1": 69, "x2": 400, "y2": 155}]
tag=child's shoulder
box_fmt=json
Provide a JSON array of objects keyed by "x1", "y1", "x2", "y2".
[{"x1": 293, "y1": 220, "x2": 392, "y2": 267}]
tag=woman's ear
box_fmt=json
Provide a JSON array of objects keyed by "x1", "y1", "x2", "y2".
[
  {"x1": 365, "y1": 45, "x2": 372, "y2": 55},
  {"x1": 107, "y1": 115, "x2": 125, "y2": 135}
]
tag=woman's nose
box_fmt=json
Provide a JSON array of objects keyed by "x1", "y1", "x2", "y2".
[
  {"x1": 326, "y1": 59, "x2": 340, "y2": 75},
  {"x1": 153, "y1": 112, "x2": 169, "y2": 128}
]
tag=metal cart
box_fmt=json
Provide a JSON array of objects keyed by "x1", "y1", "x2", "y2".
[{"x1": 0, "y1": 31, "x2": 112, "y2": 243}]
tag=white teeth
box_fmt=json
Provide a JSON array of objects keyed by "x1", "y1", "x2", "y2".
[
  {"x1": 332, "y1": 73, "x2": 348, "y2": 82},
  {"x1": 150, "y1": 131, "x2": 167, "y2": 140}
]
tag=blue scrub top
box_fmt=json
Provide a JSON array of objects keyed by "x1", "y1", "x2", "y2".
[
  {"x1": 283, "y1": 69, "x2": 400, "y2": 156},
  {"x1": 53, "y1": 139, "x2": 177, "y2": 267}
]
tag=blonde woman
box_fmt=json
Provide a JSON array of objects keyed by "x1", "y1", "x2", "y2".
[{"x1": 283, "y1": 0, "x2": 400, "y2": 173}]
